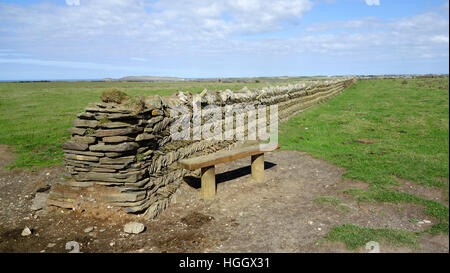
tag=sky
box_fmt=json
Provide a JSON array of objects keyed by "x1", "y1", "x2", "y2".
[{"x1": 0, "y1": 0, "x2": 448, "y2": 80}]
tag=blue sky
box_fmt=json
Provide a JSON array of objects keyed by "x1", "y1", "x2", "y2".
[{"x1": 0, "y1": 0, "x2": 448, "y2": 80}]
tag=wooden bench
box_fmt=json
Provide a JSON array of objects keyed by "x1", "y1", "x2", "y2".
[{"x1": 178, "y1": 144, "x2": 280, "y2": 199}]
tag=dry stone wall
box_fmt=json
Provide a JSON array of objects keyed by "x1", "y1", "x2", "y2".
[{"x1": 47, "y1": 77, "x2": 356, "y2": 219}]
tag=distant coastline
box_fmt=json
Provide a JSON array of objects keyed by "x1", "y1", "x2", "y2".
[
  {"x1": 0, "y1": 79, "x2": 101, "y2": 83},
  {"x1": 1, "y1": 74, "x2": 448, "y2": 83}
]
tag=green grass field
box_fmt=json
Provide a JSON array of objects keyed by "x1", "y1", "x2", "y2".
[
  {"x1": 280, "y1": 77, "x2": 449, "y2": 188},
  {"x1": 279, "y1": 77, "x2": 449, "y2": 247},
  {"x1": 0, "y1": 80, "x2": 294, "y2": 168},
  {"x1": 1, "y1": 77, "x2": 448, "y2": 249}
]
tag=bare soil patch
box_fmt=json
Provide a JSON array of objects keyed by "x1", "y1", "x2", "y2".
[
  {"x1": 0, "y1": 150, "x2": 447, "y2": 253},
  {"x1": 0, "y1": 145, "x2": 14, "y2": 169},
  {"x1": 392, "y1": 177, "x2": 448, "y2": 206}
]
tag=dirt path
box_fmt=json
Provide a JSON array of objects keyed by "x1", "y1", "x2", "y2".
[
  {"x1": 0, "y1": 146, "x2": 447, "y2": 253},
  {"x1": 0, "y1": 145, "x2": 14, "y2": 170}
]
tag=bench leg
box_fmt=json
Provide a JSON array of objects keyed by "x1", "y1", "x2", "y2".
[
  {"x1": 201, "y1": 166, "x2": 216, "y2": 199},
  {"x1": 251, "y1": 153, "x2": 264, "y2": 182}
]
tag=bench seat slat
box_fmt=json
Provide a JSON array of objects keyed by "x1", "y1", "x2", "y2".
[{"x1": 178, "y1": 144, "x2": 280, "y2": 170}]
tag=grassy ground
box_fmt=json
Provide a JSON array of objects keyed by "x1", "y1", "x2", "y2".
[
  {"x1": 326, "y1": 224, "x2": 419, "y2": 250},
  {"x1": 1, "y1": 77, "x2": 448, "y2": 250},
  {"x1": 0, "y1": 80, "x2": 293, "y2": 168},
  {"x1": 279, "y1": 77, "x2": 449, "y2": 249},
  {"x1": 280, "y1": 78, "x2": 449, "y2": 188}
]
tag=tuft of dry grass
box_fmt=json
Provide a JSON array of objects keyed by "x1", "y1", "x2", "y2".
[
  {"x1": 124, "y1": 96, "x2": 146, "y2": 114},
  {"x1": 100, "y1": 88, "x2": 130, "y2": 104}
]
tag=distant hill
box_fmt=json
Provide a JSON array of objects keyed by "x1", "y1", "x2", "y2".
[
  {"x1": 102, "y1": 75, "x2": 336, "y2": 83},
  {"x1": 103, "y1": 76, "x2": 186, "y2": 82}
]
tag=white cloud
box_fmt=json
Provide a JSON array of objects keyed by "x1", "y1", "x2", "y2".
[
  {"x1": 0, "y1": 57, "x2": 135, "y2": 70},
  {"x1": 0, "y1": 0, "x2": 316, "y2": 61},
  {"x1": 65, "y1": 0, "x2": 81, "y2": 6},
  {"x1": 365, "y1": 0, "x2": 380, "y2": 6},
  {"x1": 430, "y1": 35, "x2": 449, "y2": 43},
  {"x1": 0, "y1": 0, "x2": 447, "y2": 76},
  {"x1": 0, "y1": 0, "x2": 313, "y2": 49}
]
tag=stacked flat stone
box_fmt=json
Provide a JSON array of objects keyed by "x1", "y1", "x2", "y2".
[
  {"x1": 48, "y1": 98, "x2": 164, "y2": 213},
  {"x1": 47, "y1": 77, "x2": 356, "y2": 219}
]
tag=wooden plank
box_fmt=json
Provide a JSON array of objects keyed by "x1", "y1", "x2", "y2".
[{"x1": 179, "y1": 144, "x2": 279, "y2": 170}]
